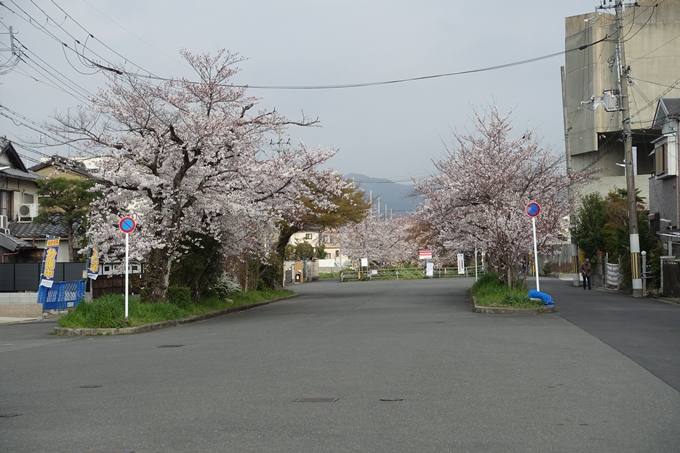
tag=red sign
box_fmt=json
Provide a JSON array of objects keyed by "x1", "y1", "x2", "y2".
[
  {"x1": 119, "y1": 216, "x2": 136, "y2": 234},
  {"x1": 419, "y1": 250, "x2": 433, "y2": 260}
]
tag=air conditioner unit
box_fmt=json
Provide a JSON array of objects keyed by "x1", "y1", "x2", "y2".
[
  {"x1": 0, "y1": 215, "x2": 8, "y2": 229},
  {"x1": 18, "y1": 204, "x2": 37, "y2": 222}
]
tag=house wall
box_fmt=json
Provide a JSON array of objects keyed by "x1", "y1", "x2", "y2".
[
  {"x1": 289, "y1": 231, "x2": 320, "y2": 246},
  {"x1": 0, "y1": 178, "x2": 39, "y2": 222},
  {"x1": 33, "y1": 166, "x2": 84, "y2": 180},
  {"x1": 649, "y1": 176, "x2": 677, "y2": 228}
]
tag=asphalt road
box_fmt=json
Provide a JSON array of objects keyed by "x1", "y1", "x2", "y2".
[{"x1": 1, "y1": 277, "x2": 679, "y2": 452}]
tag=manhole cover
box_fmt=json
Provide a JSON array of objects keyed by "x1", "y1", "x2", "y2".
[
  {"x1": 80, "y1": 385, "x2": 102, "y2": 389},
  {"x1": 380, "y1": 398, "x2": 404, "y2": 402},
  {"x1": 294, "y1": 398, "x2": 339, "y2": 402},
  {"x1": 157, "y1": 345, "x2": 185, "y2": 348},
  {"x1": 0, "y1": 413, "x2": 21, "y2": 418}
]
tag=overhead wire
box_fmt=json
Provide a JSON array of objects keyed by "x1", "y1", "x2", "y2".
[
  {"x1": 2, "y1": 0, "x2": 121, "y2": 74},
  {"x1": 49, "y1": 0, "x2": 160, "y2": 78},
  {"x1": 14, "y1": 37, "x2": 94, "y2": 97}
]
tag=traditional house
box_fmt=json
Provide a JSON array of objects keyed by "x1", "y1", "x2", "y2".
[
  {"x1": 648, "y1": 98, "x2": 680, "y2": 255},
  {"x1": 0, "y1": 138, "x2": 69, "y2": 263}
]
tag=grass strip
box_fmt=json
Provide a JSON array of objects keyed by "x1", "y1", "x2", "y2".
[
  {"x1": 470, "y1": 273, "x2": 543, "y2": 308},
  {"x1": 57, "y1": 289, "x2": 294, "y2": 329}
]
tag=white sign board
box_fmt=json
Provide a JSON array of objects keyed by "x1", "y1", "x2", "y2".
[
  {"x1": 426, "y1": 262, "x2": 434, "y2": 277},
  {"x1": 457, "y1": 253, "x2": 465, "y2": 274},
  {"x1": 361, "y1": 257, "x2": 368, "y2": 267}
]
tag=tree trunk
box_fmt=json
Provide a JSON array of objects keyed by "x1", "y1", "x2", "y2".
[
  {"x1": 67, "y1": 223, "x2": 76, "y2": 262},
  {"x1": 144, "y1": 248, "x2": 171, "y2": 302}
]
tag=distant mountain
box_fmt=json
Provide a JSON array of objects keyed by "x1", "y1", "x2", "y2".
[{"x1": 345, "y1": 173, "x2": 422, "y2": 215}]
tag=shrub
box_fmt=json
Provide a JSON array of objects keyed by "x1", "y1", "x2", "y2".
[
  {"x1": 166, "y1": 286, "x2": 192, "y2": 308},
  {"x1": 210, "y1": 273, "x2": 242, "y2": 299}
]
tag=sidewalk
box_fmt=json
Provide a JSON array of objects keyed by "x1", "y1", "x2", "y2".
[{"x1": 0, "y1": 316, "x2": 42, "y2": 325}]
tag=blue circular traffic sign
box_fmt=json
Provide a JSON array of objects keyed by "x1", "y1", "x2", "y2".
[
  {"x1": 119, "y1": 216, "x2": 136, "y2": 233},
  {"x1": 526, "y1": 202, "x2": 541, "y2": 217}
]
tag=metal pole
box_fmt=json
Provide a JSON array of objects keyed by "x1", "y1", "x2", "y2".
[
  {"x1": 532, "y1": 216, "x2": 540, "y2": 292},
  {"x1": 475, "y1": 247, "x2": 478, "y2": 282},
  {"x1": 124, "y1": 232, "x2": 129, "y2": 321},
  {"x1": 615, "y1": 1, "x2": 641, "y2": 296},
  {"x1": 641, "y1": 251, "x2": 647, "y2": 294}
]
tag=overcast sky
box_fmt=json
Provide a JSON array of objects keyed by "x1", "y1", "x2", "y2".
[{"x1": 0, "y1": 0, "x2": 601, "y2": 182}]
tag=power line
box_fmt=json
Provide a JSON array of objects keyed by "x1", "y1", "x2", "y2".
[
  {"x1": 49, "y1": 0, "x2": 160, "y2": 78},
  {"x1": 122, "y1": 36, "x2": 610, "y2": 90}
]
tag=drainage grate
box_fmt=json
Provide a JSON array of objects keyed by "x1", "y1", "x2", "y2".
[
  {"x1": 158, "y1": 345, "x2": 185, "y2": 348},
  {"x1": 294, "y1": 398, "x2": 339, "y2": 403},
  {"x1": 380, "y1": 398, "x2": 404, "y2": 402},
  {"x1": 0, "y1": 413, "x2": 21, "y2": 418},
  {"x1": 80, "y1": 385, "x2": 102, "y2": 389}
]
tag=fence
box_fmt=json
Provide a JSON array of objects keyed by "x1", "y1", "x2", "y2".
[
  {"x1": 38, "y1": 280, "x2": 86, "y2": 311},
  {"x1": 341, "y1": 266, "x2": 484, "y2": 282},
  {"x1": 0, "y1": 263, "x2": 87, "y2": 292}
]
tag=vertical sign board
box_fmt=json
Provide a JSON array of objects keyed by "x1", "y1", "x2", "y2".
[
  {"x1": 426, "y1": 262, "x2": 434, "y2": 277},
  {"x1": 526, "y1": 202, "x2": 541, "y2": 292},
  {"x1": 457, "y1": 253, "x2": 465, "y2": 275},
  {"x1": 119, "y1": 216, "x2": 136, "y2": 320},
  {"x1": 86, "y1": 247, "x2": 100, "y2": 280},
  {"x1": 40, "y1": 236, "x2": 60, "y2": 287}
]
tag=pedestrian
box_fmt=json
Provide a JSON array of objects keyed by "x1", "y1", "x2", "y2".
[{"x1": 580, "y1": 258, "x2": 592, "y2": 290}]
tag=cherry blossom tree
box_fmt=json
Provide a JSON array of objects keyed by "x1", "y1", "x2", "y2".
[
  {"x1": 49, "y1": 49, "x2": 342, "y2": 301},
  {"x1": 341, "y1": 214, "x2": 416, "y2": 267},
  {"x1": 413, "y1": 106, "x2": 592, "y2": 287}
]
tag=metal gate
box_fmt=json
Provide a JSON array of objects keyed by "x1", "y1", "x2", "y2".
[{"x1": 662, "y1": 259, "x2": 680, "y2": 297}]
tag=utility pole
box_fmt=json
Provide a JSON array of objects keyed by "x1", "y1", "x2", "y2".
[{"x1": 615, "y1": 1, "x2": 642, "y2": 296}]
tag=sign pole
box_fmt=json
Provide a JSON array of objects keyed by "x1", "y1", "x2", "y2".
[
  {"x1": 532, "y1": 216, "x2": 540, "y2": 292},
  {"x1": 125, "y1": 232, "x2": 129, "y2": 321},
  {"x1": 118, "y1": 216, "x2": 136, "y2": 323},
  {"x1": 526, "y1": 202, "x2": 541, "y2": 292}
]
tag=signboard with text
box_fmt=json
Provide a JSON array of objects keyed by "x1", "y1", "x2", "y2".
[
  {"x1": 40, "y1": 237, "x2": 60, "y2": 288},
  {"x1": 86, "y1": 247, "x2": 100, "y2": 280}
]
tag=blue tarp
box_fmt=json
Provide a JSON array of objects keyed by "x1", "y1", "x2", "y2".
[{"x1": 528, "y1": 289, "x2": 554, "y2": 306}]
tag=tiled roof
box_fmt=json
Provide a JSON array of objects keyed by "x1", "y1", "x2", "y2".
[
  {"x1": 8, "y1": 222, "x2": 68, "y2": 238},
  {"x1": 0, "y1": 231, "x2": 31, "y2": 252},
  {"x1": 0, "y1": 167, "x2": 43, "y2": 182},
  {"x1": 29, "y1": 155, "x2": 95, "y2": 179}
]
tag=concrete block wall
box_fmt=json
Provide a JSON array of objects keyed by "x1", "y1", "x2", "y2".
[
  {"x1": 0, "y1": 293, "x2": 39, "y2": 303},
  {"x1": 0, "y1": 303, "x2": 43, "y2": 317},
  {"x1": 0, "y1": 293, "x2": 43, "y2": 317}
]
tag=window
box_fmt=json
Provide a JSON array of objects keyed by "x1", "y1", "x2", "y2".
[
  {"x1": 325, "y1": 253, "x2": 331, "y2": 259},
  {"x1": 655, "y1": 143, "x2": 668, "y2": 175},
  {"x1": 305, "y1": 233, "x2": 312, "y2": 240},
  {"x1": 0, "y1": 190, "x2": 11, "y2": 218},
  {"x1": 23, "y1": 193, "x2": 35, "y2": 204}
]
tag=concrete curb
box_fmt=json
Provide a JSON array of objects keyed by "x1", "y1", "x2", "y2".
[
  {"x1": 51, "y1": 294, "x2": 298, "y2": 336},
  {"x1": 471, "y1": 294, "x2": 555, "y2": 314},
  {"x1": 473, "y1": 304, "x2": 555, "y2": 314}
]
